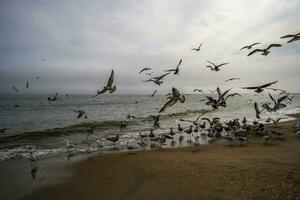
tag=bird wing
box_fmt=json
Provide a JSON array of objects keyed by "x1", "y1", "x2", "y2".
[
  {"x1": 151, "y1": 90, "x2": 157, "y2": 96},
  {"x1": 216, "y1": 87, "x2": 221, "y2": 97},
  {"x1": 225, "y1": 93, "x2": 242, "y2": 100},
  {"x1": 139, "y1": 68, "x2": 151, "y2": 74},
  {"x1": 107, "y1": 70, "x2": 114, "y2": 87},
  {"x1": 207, "y1": 60, "x2": 216, "y2": 67},
  {"x1": 266, "y1": 44, "x2": 282, "y2": 50},
  {"x1": 157, "y1": 72, "x2": 170, "y2": 80},
  {"x1": 250, "y1": 42, "x2": 261, "y2": 47},
  {"x1": 247, "y1": 49, "x2": 264, "y2": 56},
  {"x1": 260, "y1": 80, "x2": 278, "y2": 88},
  {"x1": 198, "y1": 43, "x2": 202, "y2": 49},
  {"x1": 217, "y1": 63, "x2": 229, "y2": 67},
  {"x1": 77, "y1": 112, "x2": 84, "y2": 118},
  {"x1": 159, "y1": 99, "x2": 177, "y2": 113},
  {"x1": 220, "y1": 88, "x2": 232, "y2": 99},
  {"x1": 280, "y1": 34, "x2": 296, "y2": 39},
  {"x1": 176, "y1": 59, "x2": 182, "y2": 69},
  {"x1": 93, "y1": 88, "x2": 108, "y2": 97},
  {"x1": 254, "y1": 102, "x2": 260, "y2": 113},
  {"x1": 240, "y1": 46, "x2": 249, "y2": 50},
  {"x1": 268, "y1": 93, "x2": 277, "y2": 105},
  {"x1": 201, "y1": 118, "x2": 211, "y2": 124},
  {"x1": 277, "y1": 94, "x2": 289, "y2": 103},
  {"x1": 53, "y1": 93, "x2": 58, "y2": 99},
  {"x1": 172, "y1": 87, "x2": 181, "y2": 97},
  {"x1": 178, "y1": 95, "x2": 185, "y2": 103},
  {"x1": 206, "y1": 66, "x2": 214, "y2": 70}
]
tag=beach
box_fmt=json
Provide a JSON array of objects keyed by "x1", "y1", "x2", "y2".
[{"x1": 13, "y1": 114, "x2": 300, "y2": 200}]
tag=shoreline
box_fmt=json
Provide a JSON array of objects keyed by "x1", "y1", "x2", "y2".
[{"x1": 0, "y1": 114, "x2": 299, "y2": 200}]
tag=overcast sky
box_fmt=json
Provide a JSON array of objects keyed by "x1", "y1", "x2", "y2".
[{"x1": 0, "y1": 0, "x2": 299, "y2": 94}]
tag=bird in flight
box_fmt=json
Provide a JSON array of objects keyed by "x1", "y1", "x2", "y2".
[
  {"x1": 254, "y1": 102, "x2": 265, "y2": 119},
  {"x1": 241, "y1": 81, "x2": 278, "y2": 93},
  {"x1": 280, "y1": 32, "x2": 300, "y2": 43},
  {"x1": 159, "y1": 88, "x2": 185, "y2": 113},
  {"x1": 48, "y1": 93, "x2": 58, "y2": 101},
  {"x1": 143, "y1": 72, "x2": 170, "y2": 86},
  {"x1": 164, "y1": 59, "x2": 182, "y2": 75},
  {"x1": 138, "y1": 67, "x2": 151, "y2": 74},
  {"x1": 193, "y1": 89, "x2": 203, "y2": 93},
  {"x1": 75, "y1": 110, "x2": 87, "y2": 119},
  {"x1": 35, "y1": 76, "x2": 42, "y2": 79},
  {"x1": 224, "y1": 78, "x2": 240, "y2": 82},
  {"x1": 191, "y1": 43, "x2": 203, "y2": 52},
  {"x1": 247, "y1": 44, "x2": 282, "y2": 56},
  {"x1": 206, "y1": 60, "x2": 228, "y2": 72},
  {"x1": 93, "y1": 70, "x2": 116, "y2": 97},
  {"x1": 25, "y1": 82, "x2": 29, "y2": 88},
  {"x1": 240, "y1": 42, "x2": 260, "y2": 50},
  {"x1": 12, "y1": 85, "x2": 18, "y2": 92},
  {"x1": 150, "y1": 90, "x2": 157, "y2": 97}
]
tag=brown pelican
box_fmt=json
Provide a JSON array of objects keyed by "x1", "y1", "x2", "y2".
[
  {"x1": 241, "y1": 81, "x2": 278, "y2": 93},
  {"x1": 159, "y1": 87, "x2": 185, "y2": 113},
  {"x1": 240, "y1": 42, "x2": 261, "y2": 50},
  {"x1": 150, "y1": 90, "x2": 157, "y2": 97},
  {"x1": 93, "y1": 70, "x2": 116, "y2": 97},
  {"x1": 254, "y1": 102, "x2": 265, "y2": 119},
  {"x1": 280, "y1": 32, "x2": 300, "y2": 43},
  {"x1": 248, "y1": 44, "x2": 282, "y2": 56},
  {"x1": 164, "y1": 59, "x2": 182, "y2": 75},
  {"x1": 191, "y1": 43, "x2": 202, "y2": 52},
  {"x1": 224, "y1": 78, "x2": 240, "y2": 82},
  {"x1": 138, "y1": 67, "x2": 151, "y2": 74},
  {"x1": 143, "y1": 72, "x2": 170, "y2": 86},
  {"x1": 75, "y1": 110, "x2": 87, "y2": 119},
  {"x1": 25, "y1": 82, "x2": 29, "y2": 88},
  {"x1": 12, "y1": 85, "x2": 18, "y2": 92},
  {"x1": 206, "y1": 60, "x2": 228, "y2": 72}
]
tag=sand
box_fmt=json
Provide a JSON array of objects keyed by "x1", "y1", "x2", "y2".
[{"x1": 17, "y1": 114, "x2": 300, "y2": 200}]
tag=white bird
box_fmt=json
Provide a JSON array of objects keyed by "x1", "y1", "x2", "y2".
[{"x1": 93, "y1": 70, "x2": 116, "y2": 97}]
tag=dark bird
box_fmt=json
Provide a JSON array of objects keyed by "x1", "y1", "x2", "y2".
[
  {"x1": 241, "y1": 81, "x2": 278, "y2": 93},
  {"x1": 150, "y1": 115, "x2": 160, "y2": 127},
  {"x1": 240, "y1": 42, "x2": 261, "y2": 50},
  {"x1": 146, "y1": 72, "x2": 153, "y2": 76},
  {"x1": 177, "y1": 124, "x2": 183, "y2": 132},
  {"x1": 247, "y1": 44, "x2": 282, "y2": 56},
  {"x1": 159, "y1": 88, "x2": 185, "y2": 113},
  {"x1": 35, "y1": 76, "x2": 42, "y2": 79},
  {"x1": 193, "y1": 89, "x2": 204, "y2": 93},
  {"x1": 25, "y1": 82, "x2": 29, "y2": 88},
  {"x1": 280, "y1": 32, "x2": 300, "y2": 43},
  {"x1": 262, "y1": 93, "x2": 289, "y2": 112},
  {"x1": 150, "y1": 90, "x2": 157, "y2": 97},
  {"x1": 254, "y1": 102, "x2": 265, "y2": 119},
  {"x1": 139, "y1": 67, "x2": 151, "y2": 74},
  {"x1": 106, "y1": 134, "x2": 119, "y2": 143},
  {"x1": 191, "y1": 43, "x2": 203, "y2": 52},
  {"x1": 206, "y1": 60, "x2": 228, "y2": 72},
  {"x1": 93, "y1": 70, "x2": 116, "y2": 97},
  {"x1": 48, "y1": 93, "x2": 58, "y2": 101},
  {"x1": 224, "y1": 78, "x2": 240, "y2": 82},
  {"x1": 75, "y1": 110, "x2": 87, "y2": 119},
  {"x1": 143, "y1": 72, "x2": 170, "y2": 86},
  {"x1": 164, "y1": 59, "x2": 182, "y2": 75},
  {"x1": 267, "y1": 117, "x2": 286, "y2": 125},
  {"x1": 12, "y1": 85, "x2": 18, "y2": 92}
]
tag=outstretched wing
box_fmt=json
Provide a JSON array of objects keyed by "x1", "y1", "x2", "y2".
[
  {"x1": 225, "y1": 93, "x2": 242, "y2": 100},
  {"x1": 250, "y1": 42, "x2": 260, "y2": 47},
  {"x1": 157, "y1": 72, "x2": 170, "y2": 80},
  {"x1": 268, "y1": 93, "x2": 277, "y2": 105},
  {"x1": 240, "y1": 46, "x2": 249, "y2": 50},
  {"x1": 260, "y1": 81, "x2": 278, "y2": 89},
  {"x1": 266, "y1": 44, "x2": 282, "y2": 50},
  {"x1": 159, "y1": 99, "x2": 177, "y2": 113},
  {"x1": 277, "y1": 94, "x2": 289, "y2": 103},
  {"x1": 172, "y1": 87, "x2": 181, "y2": 97},
  {"x1": 93, "y1": 88, "x2": 107, "y2": 97},
  {"x1": 247, "y1": 49, "x2": 264, "y2": 56},
  {"x1": 206, "y1": 60, "x2": 216, "y2": 67},
  {"x1": 280, "y1": 34, "x2": 296, "y2": 39},
  {"x1": 107, "y1": 70, "x2": 114, "y2": 87},
  {"x1": 254, "y1": 102, "x2": 259, "y2": 113},
  {"x1": 176, "y1": 59, "x2": 182, "y2": 69},
  {"x1": 218, "y1": 63, "x2": 229, "y2": 67}
]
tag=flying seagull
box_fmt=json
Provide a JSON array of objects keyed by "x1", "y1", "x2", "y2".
[
  {"x1": 139, "y1": 67, "x2": 151, "y2": 74},
  {"x1": 48, "y1": 93, "x2": 58, "y2": 101},
  {"x1": 206, "y1": 60, "x2": 228, "y2": 72},
  {"x1": 150, "y1": 90, "x2": 157, "y2": 97},
  {"x1": 93, "y1": 70, "x2": 116, "y2": 97},
  {"x1": 143, "y1": 72, "x2": 170, "y2": 86},
  {"x1": 35, "y1": 76, "x2": 42, "y2": 79},
  {"x1": 164, "y1": 59, "x2": 182, "y2": 75},
  {"x1": 280, "y1": 32, "x2": 300, "y2": 43},
  {"x1": 224, "y1": 78, "x2": 240, "y2": 82},
  {"x1": 12, "y1": 85, "x2": 18, "y2": 92},
  {"x1": 25, "y1": 82, "x2": 29, "y2": 88},
  {"x1": 241, "y1": 81, "x2": 278, "y2": 93},
  {"x1": 247, "y1": 44, "x2": 282, "y2": 56},
  {"x1": 240, "y1": 43, "x2": 261, "y2": 50},
  {"x1": 254, "y1": 102, "x2": 265, "y2": 119},
  {"x1": 159, "y1": 87, "x2": 185, "y2": 113},
  {"x1": 193, "y1": 89, "x2": 204, "y2": 93},
  {"x1": 191, "y1": 43, "x2": 203, "y2": 52}
]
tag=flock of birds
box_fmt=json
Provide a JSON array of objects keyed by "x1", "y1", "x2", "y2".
[{"x1": 6, "y1": 31, "x2": 300, "y2": 180}]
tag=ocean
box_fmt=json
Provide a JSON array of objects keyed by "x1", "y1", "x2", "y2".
[{"x1": 0, "y1": 93, "x2": 299, "y2": 161}]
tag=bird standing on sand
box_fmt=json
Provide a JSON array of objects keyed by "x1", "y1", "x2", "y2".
[
  {"x1": 191, "y1": 43, "x2": 203, "y2": 52},
  {"x1": 241, "y1": 81, "x2": 278, "y2": 93},
  {"x1": 247, "y1": 44, "x2": 282, "y2": 56},
  {"x1": 164, "y1": 59, "x2": 182, "y2": 75},
  {"x1": 240, "y1": 42, "x2": 261, "y2": 50},
  {"x1": 159, "y1": 88, "x2": 185, "y2": 113},
  {"x1": 93, "y1": 70, "x2": 116, "y2": 97},
  {"x1": 206, "y1": 60, "x2": 228, "y2": 72},
  {"x1": 280, "y1": 32, "x2": 300, "y2": 43}
]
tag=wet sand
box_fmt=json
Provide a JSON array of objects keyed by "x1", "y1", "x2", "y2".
[{"x1": 12, "y1": 114, "x2": 300, "y2": 200}]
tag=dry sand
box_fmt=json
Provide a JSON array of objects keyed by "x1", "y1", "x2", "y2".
[{"x1": 19, "y1": 115, "x2": 300, "y2": 200}]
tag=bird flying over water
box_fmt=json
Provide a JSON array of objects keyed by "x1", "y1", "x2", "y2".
[
  {"x1": 280, "y1": 32, "x2": 300, "y2": 43},
  {"x1": 193, "y1": 89, "x2": 203, "y2": 93},
  {"x1": 164, "y1": 59, "x2": 182, "y2": 75},
  {"x1": 143, "y1": 72, "x2": 170, "y2": 86},
  {"x1": 150, "y1": 90, "x2": 157, "y2": 97},
  {"x1": 247, "y1": 44, "x2": 282, "y2": 56},
  {"x1": 241, "y1": 81, "x2": 278, "y2": 93},
  {"x1": 139, "y1": 67, "x2": 151, "y2": 74},
  {"x1": 254, "y1": 102, "x2": 265, "y2": 119},
  {"x1": 48, "y1": 93, "x2": 58, "y2": 101},
  {"x1": 25, "y1": 82, "x2": 29, "y2": 88},
  {"x1": 159, "y1": 88, "x2": 185, "y2": 113},
  {"x1": 225, "y1": 78, "x2": 240, "y2": 82},
  {"x1": 75, "y1": 110, "x2": 87, "y2": 119},
  {"x1": 93, "y1": 70, "x2": 116, "y2": 97},
  {"x1": 12, "y1": 85, "x2": 18, "y2": 92},
  {"x1": 206, "y1": 60, "x2": 228, "y2": 72},
  {"x1": 191, "y1": 43, "x2": 202, "y2": 52},
  {"x1": 240, "y1": 43, "x2": 261, "y2": 50}
]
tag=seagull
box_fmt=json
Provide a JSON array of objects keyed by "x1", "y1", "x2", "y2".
[
  {"x1": 143, "y1": 72, "x2": 170, "y2": 86},
  {"x1": 193, "y1": 89, "x2": 204, "y2": 93},
  {"x1": 126, "y1": 141, "x2": 138, "y2": 152},
  {"x1": 262, "y1": 93, "x2": 289, "y2": 112},
  {"x1": 150, "y1": 90, "x2": 157, "y2": 97},
  {"x1": 266, "y1": 87, "x2": 286, "y2": 93},
  {"x1": 206, "y1": 60, "x2": 228, "y2": 72},
  {"x1": 247, "y1": 44, "x2": 282, "y2": 56},
  {"x1": 280, "y1": 32, "x2": 300, "y2": 43},
  {"x1": 180, "y1": 111, "x2": 209, "y2": 126},
  {"x1": 93, "y1": 70, "x2": 116, "y2": 97},
  {"x1": 75, "y1": 110, "x2": 87, "y2": 119},
  {"x1": 146, "y1": 72, "x2": 153, "y2": 76},
  {"x1": 240, "y1": 43, "x2": 261, "y2": 50},
  {"x1": 139, "y1": 67, "x2": 151, "y2": 74},
  {"x1": 191, "y1": 43, "x2": 203, "y2": 52},
  {"x1": 159, "y1": 88, "x2": 185, "y2": 113},
  {"x1": 164, "y1": 59, "x2": 182, "y2": 75},
  {"x1": 35, "y1": 76, "x2": 42, "y2": 79},
  {"x1": 224, "y1": 78, "x2": 240, "y2": 82},
  {"x1": 48, "y1": 93, "x2": 58, "y2": 101},
  {"x1": 241, "y1": 81, "x2": 278, "y2": 93},
  {"x1": 106, "y1": 134, "x2": 119, "y2": 143},
  {"x1": 12, "y1": 85, "x2": 18, "y2": 92},
  {"x1": 209, "y1": 89, "x2": 216, "y2": 93},
  {"x1": 25, "y1": 82, "x2": 29, "y2": 88},
  {"x1": 254, "y1": 102, "x2": 265, "y2": 119}
]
